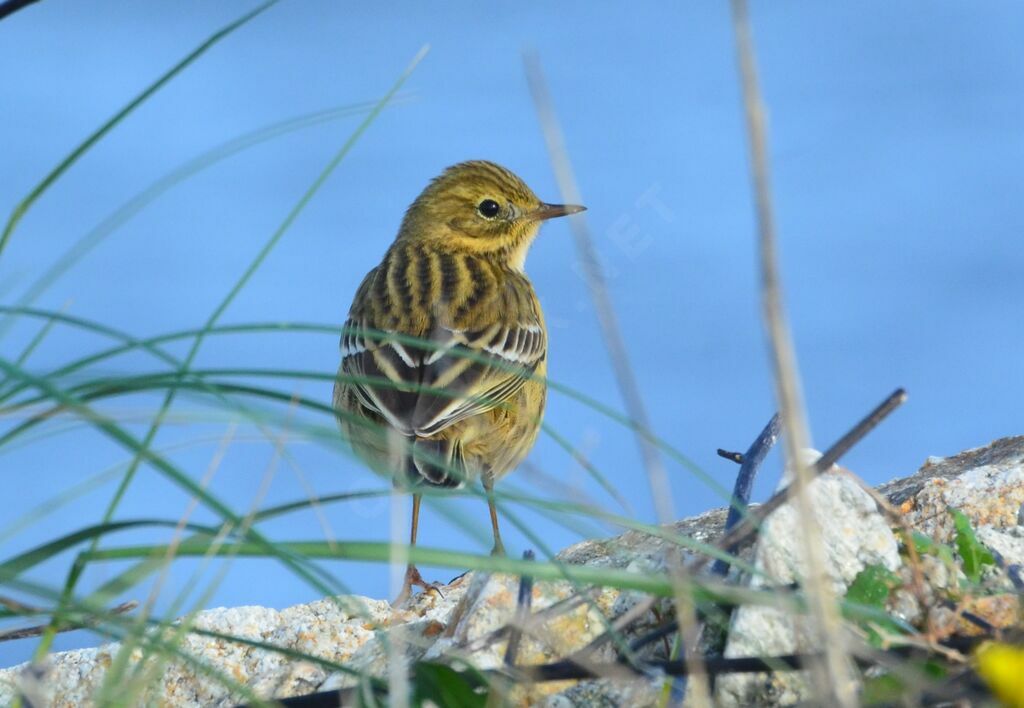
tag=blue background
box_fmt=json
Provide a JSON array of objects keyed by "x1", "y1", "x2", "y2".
[{"x1": 1, "y1": 1, "x2": 1021, "y2": 665}]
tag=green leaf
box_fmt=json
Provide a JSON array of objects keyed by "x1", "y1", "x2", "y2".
[
  {"x1": 861, "y1": 673, "x2": 904, "y2": 705},
  {"x1": 909, "y1": 530, "x2": 956, "y2": 566},
  {"x1": 949, "y1": 507, "x2": 996, "y2": 582},
  {"x1": 847, "y1": 564, "x2": 900, "y2": 609},
  {"x1": 412, "y1": 663, "x2": 488, "y2": 708},
  {"x1": 922, "y1": 658, "x2": 948, "y2": 679},
  {"x1": 845, "y1": 564, "x2": 903, "y2": 647},
  {"x1": 861, "y1": 659, "x2": 947, "y2": 705}
]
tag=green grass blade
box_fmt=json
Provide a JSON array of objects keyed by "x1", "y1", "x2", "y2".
[
  {"x1": 83, "y1": 540, "x2": 677, "y2": 595},
  {"x1": 0, "y1": 309, "x2": 720, "y2": 513},
  {"x1": 1, "y1": 98, "x2": 405, "y2": 335},
  {"x1": 0, "y1": 356, "x2": 345, "y2": 596},
  {"x1": 0, "y1": 520, "x2": 219, "y2": 578},
  {"x1": 79, "y1": 539, "x2": 778, "y2": 610},
  {"x1": 96, "y1": 43, "x2": 429, "y2": 539},
  {"x1": 0, "y1": 0, "x2": 279, "y2": 263}
]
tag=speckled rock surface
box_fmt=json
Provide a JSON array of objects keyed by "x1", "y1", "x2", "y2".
[
  {"x1": 320, "y1": 570, "x2": 627, "y2": 705},
  {"x1": 881, "y1": 436, "x2": 1024, "y2": 542},
  {"x1": 977, "y1": 525, "x2": 1024, "y2": 566},
  {"x1": 715, "y1": 453, "x2": 901, "y2": 707},
  {"x1": 2, "y1": 436, "x2": 1022, "y2": 707},
  {"x1": 0, "y1": 596, "x2": 391, "y2": 707}
]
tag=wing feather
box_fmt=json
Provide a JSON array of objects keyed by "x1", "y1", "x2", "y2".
[{"x1": 340, "y1": 317, "x2": 544, "y2": 437}]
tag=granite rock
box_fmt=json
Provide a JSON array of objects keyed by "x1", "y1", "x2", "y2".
[
  {"x1": 715, "y1": 451, "x2": 901, "y2": 707},
  {"x1": 2, "y1": 436, "x2": 1022, "y2": 707}
]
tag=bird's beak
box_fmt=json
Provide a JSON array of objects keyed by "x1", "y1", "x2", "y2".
[{"x1": 529, "y1": 202, "x2": 587, "y2": 221}]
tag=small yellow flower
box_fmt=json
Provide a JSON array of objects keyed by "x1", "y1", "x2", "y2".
[
  {"x1": 333, "y1": 160, "x2": 584, "y2": 602},
  {"x1": 976, "y1": 641, "x2": 1024, "y2": 708}
]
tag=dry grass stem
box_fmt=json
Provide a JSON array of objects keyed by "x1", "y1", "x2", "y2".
[
  {"x1": 521, "y1": 51, "x2": 671, "y2": 523},
  {"x1": 524, "y1": 51, "x2": 712, "y2": 706},
  {"x1": 142, "y1": 423, "x2": 238, "y2": 617},
  {"x1": 728, "y1": 0, "x2": 857, "y2": 703}
]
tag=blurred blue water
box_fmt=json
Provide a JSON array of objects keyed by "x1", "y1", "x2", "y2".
[{"x1": 1, "y1": 1, "x2": 1021, "y2": 666}]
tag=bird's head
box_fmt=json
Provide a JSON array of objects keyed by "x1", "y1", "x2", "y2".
[{"x1": 397, "y1": 160, "x2": 585, "y2": 270}]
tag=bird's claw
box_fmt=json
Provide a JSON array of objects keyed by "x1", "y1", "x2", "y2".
[{"x1": 393, "y1": 565, "x2": 445, "y2": 605}]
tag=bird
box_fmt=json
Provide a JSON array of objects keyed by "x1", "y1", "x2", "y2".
[{"x1": 332, "y1": 160, "x2": 584, "y2": 603}]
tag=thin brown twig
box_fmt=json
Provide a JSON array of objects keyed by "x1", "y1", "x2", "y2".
[
  {"x1": 0, "y1": 596, "x2": 44, "y2": 615},
  {"x1": 445, "y1": 576, "x2": 648, "y2": 693},
  {"x1": 501, "y1": 613, "x2": 644, "y2": 685},
  {"x1": 574, "y1": 595, "x2": 661, "y2": 659},
  {"x1": 442, "y1": 571, "x2": 491, "y2": 640},
  {"x1": 142, "y1": 423, "x2": 238, "y2": 618},
  {"x1": 113, "y1": 396, "x2": 296, "y2": 702},
  {"x1": 870, "y1": 625, "x2": 970, "y2": 665},
  {"x1": 465, "y1": 591, "x2": 594, "y2": 655},
  {"x1": 0, "y1": 601, "x2": 138, "y2": 642}
]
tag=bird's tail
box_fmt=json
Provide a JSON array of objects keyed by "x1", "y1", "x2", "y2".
[{"x1": 409, "y1": 436, "x2": 465, "y2": 488}]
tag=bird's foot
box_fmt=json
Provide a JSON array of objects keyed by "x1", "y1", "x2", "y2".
[
  {"x1": 490, "y1": 540, "x2": 506, "y2": 557},
  {"x1": 393, "y1": 564, "x2": 445, "y2": 606}
]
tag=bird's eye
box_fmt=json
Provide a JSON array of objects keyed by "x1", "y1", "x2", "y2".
[{"x1": 477, "y1": 199, "x2": 501, "y2": 219}]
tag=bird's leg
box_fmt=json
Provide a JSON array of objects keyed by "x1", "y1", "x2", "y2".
[
  {"x1": 394, "y1": 493, "x2": 433, "y2": 605},
  {"x1": 484, "y1": 475, "x2": 505, "y2": 557}
]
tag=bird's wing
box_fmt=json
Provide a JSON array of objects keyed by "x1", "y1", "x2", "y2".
[{"x1": 340, "y1": 312, "x2": 545, "y2": 438}]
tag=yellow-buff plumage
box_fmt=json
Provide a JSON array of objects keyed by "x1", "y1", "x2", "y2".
[{"x1": 333, "y1": 160, "x2": 584, "y2": 601}]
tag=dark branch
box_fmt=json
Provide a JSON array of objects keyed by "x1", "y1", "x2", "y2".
[
  {"x1": 711, "y1": 413, "x2": 781, "y2": 577},
  {"x1": 716, "y1": 449, "x2": 744, "y2": 464},
  {"x1": 504, "y1": 550, "x2": 535, "y2": 666},
  {"x1": 629, "y1": 617, "x2": 679, "y2": 653},
  {"x1": 0, "y1": 0, "x2": 41, "y2": 21},
  {"x1": 637, "y1": 415, "x2": 781, "y2": 666},
  {"x1": 692, "y1": 388, "x2": 907, "y2": 574},
  {"x1": 249, "y1": 634, "x2": 990, "y2": 708}
]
